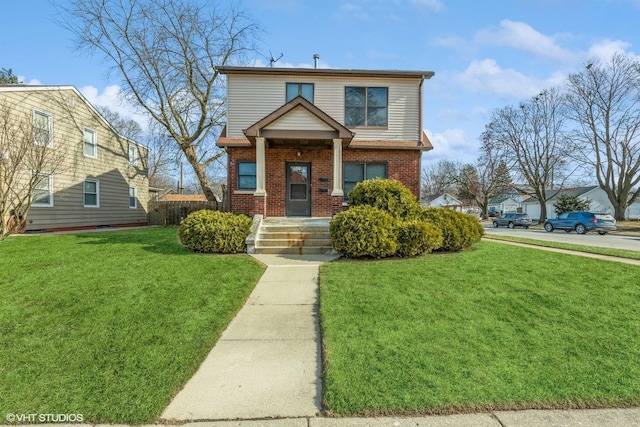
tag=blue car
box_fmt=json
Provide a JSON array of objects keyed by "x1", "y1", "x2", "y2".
[{"x1": 543, "y1": 211, "x2": 617, "y2": 235}]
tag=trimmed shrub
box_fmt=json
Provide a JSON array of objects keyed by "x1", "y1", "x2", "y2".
[
  {"x1": 179, "y1": 210, "x2": 253, "y2": 254},
  {"x1": 330, "y1": 205, "x2": 398, "y2": 258},
  {"x1": 420, "y1": 208, "x2": 484, "y2": 252},
  {"x1": 396, "y1": 220, "x2": 444, "y2": 257},
  {"x1": 348, "y1": 178, "x2": 421, "y2": 220}
]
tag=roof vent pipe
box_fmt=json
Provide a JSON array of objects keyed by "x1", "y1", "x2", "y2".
[{"x1": 313, "y1": 54, "x2": 319, "y2": 69}]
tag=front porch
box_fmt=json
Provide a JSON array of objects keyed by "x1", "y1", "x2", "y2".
[{"x1": 247, "y1": 216, "x2": 333, "y2": 255}]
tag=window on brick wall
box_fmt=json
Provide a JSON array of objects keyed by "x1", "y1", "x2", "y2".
[
  {"x1": 237, "y1": 161, "x2": 256, "y2": 190},
  {"x1": 343, "y1": 162, "x2": 387, "y2": 200}
]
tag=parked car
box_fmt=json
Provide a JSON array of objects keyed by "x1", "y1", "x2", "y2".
[
  {"x1": 543, "y1": 211, "x2": 617, "y2": 235},
  {"x1": 493, "y1": 213, "x2": 533, "y2": 229}
]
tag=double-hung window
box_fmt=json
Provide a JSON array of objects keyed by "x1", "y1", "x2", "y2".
[
  {"x1": 344, "y1": 87, "x2": 388, "y2": 127},
  {"x1": 286, "y1": 83, "x2": 314, "y2": 103},
  {"x1": 32, "y1": 173, "x2": 53, "y2": 207},
  {"x1": 237, "y1": 161, "x2": 257, "y2": 190},
  {"x1": 83, "y1": 128, "x2": 97, "y2": 158},
  {"x1": 34, "y1": 110, "x2": 53, "y2": 147},
  {"x1": 343, "y1": 163, "x2": 387, "y2": 199},
  {"x1": 84, "y1": 179, "x2": 99, "y2": 207},
  {"x1": 129, "y1": 186, "x2": 137, "y2": 208},
  {"x1": 128, "y1": 144, "x2": 137, "y2": 166}
]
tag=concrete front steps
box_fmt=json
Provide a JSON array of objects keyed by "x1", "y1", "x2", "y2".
[{"x1": 253, "y1": 217, "x2": 333, "y2": 255}]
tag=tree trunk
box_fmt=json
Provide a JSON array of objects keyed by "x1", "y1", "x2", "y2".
[{"x1": 182, "y1": 145, "x2": 217, "y2": 202}]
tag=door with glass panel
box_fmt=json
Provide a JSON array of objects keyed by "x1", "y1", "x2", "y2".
[{"x1": 286, "y1": 162, "x2": 311, "y2": 216}]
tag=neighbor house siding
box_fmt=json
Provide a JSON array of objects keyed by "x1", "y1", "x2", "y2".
[
  {"x1": 226, "y1": 74, "x2": 421, "y2": 142},
  {"x1": 0, "y1": 87, "x2": 148, "y2": 231}
]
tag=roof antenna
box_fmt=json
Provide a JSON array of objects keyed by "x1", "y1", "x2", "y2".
[{"x1": 269, "y1": 51, "x2": 284, "y2": 68}]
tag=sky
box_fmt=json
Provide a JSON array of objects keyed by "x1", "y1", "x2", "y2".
[{"x1": 2, "y1": 0, "x2": 640, "y2": 170}]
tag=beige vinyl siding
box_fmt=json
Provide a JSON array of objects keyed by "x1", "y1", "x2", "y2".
[
  {"x1": 264, "y1": 107, "x2": 335, "y2": 131},
  {"x1": 226, "y1": 74, "x2": 421, "y2": 142},
  {"x1": 0, "y1": 88, "x2": 149, "y2": 230}
]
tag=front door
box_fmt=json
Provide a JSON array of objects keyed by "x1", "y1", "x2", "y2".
[{"x1": 286, "y1": 162, "x2": 311, "y2": 216}]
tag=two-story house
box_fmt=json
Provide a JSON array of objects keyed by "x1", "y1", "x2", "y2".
[
  {"x1": 217, "y1": 66, "x2": 434, "y2": 218},
  {"x1": 0, "y1": 85, "x2": 149, "y2": 232}
]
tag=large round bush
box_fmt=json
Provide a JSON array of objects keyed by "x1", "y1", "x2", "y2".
[
  {"x1": 420, "y1": 208, "x2": 484, "y2": 252},
  {"x1": 330, "y1": 205, "x2": 398, "y2": 258},
  {"x1": 348, "y1": 178, "x2": 421, "y2": 220},
  {"x1": 179, "y1": 210, "x2": 253, "y2": 254},
  {"x1": 396, "y1": 219, "x2": 444, "y2": 257}
]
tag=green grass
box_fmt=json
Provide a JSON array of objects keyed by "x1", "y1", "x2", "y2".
[
  {"x1": 0, "y1": 228, "x2": 264, "y2": 424},
  {"x1": 320, "y1": 241, "x2": 640, "y2": 415},
  {"x1": 484, "y1": 234, "x2": 640, "y2": 260}
]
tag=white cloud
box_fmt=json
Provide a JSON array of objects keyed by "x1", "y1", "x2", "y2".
[
  {"x1": 475, "y1": 20, "x2": 578, "y2": 63},
  {"x1": 424, "y1": 128, "x2": 479, "y2": 164},
  {"x1": 80, "y1": 85, "x2": 148, "y2": 129},
  {"x1": 587, "y1": 39, "x2": 636, "y2": 61},
  {"x1": 340, "y1": 2, "x2": 370, "y2": 19},
  {"x1": 456, "y1": 59, "x2": 541, "y2": 99}
]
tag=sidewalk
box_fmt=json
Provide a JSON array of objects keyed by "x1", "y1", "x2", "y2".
[{"x1": 159, "y1": 253, "x2": 640, "y2": 427}]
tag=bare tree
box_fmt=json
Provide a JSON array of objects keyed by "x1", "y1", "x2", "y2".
[
  {"x1": 0, "y1": 101, "x2": 66, "y2": 240},
  {"x1": 420, "y1": 159, "x2": 459, "y2": 200},
  {"x1": 482, "y1": 87, "x2": 572, "y2": 222},
  {"x1": 565, "y1": 53, "x2": 640, "y2": 220},
  {"x1": 455, "y1": 143, "x2": 512, "y2": 219},
  {"x1": 58, "y1": 0, "x2": 260, "y2": 201}
]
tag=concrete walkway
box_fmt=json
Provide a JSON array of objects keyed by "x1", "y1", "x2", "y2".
[{"x1": 161, "y1": 254, "x2": 338, "y2": 422}]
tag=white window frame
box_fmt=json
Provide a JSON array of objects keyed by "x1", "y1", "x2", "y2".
[
  {"x1": 83, "y1": 128, "x2": 98, "y2": 158},
  {"x1": 129, "y1": 185, "x2": 137, "y2": 209},
  {"x1": 128, "y1": 144, "x2": 137, "y2": 166},
  {"x1": 32, "y1": 172, "x2": 54, "y2": 207},
  {"x1": 33, "y1": 110, "x2": 53, "y2": 148},
  {"x1": 83, "y1": 179, "x2": 100, "y2": 208}
]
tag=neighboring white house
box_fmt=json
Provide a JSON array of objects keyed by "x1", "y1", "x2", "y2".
[
  {"x1": 422, "y1": 193, "x2": 463, "y2": 211},
  {"x1": 488, "y1": 196, "x2": 521, "y2": 215},
  {"x1": 522, "y1": 186, "x2": 615, "y2": 221}
]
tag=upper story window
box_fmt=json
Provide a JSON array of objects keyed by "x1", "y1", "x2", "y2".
[
  {"x1": 344, "y1": 87, "x2": 388, "y2": 127},
  {"x1": 33, "y1": 110, "x2": 53, "y2": 147},
  {"x1": 286, "y1": 83, "x2": 314, "y2": 103},
  {"x1": 83, "y1": 128, "x2": 97, "y2": 158},
  {"x1": 128, "y1": 144, "x2": 137, "y2": 166}
]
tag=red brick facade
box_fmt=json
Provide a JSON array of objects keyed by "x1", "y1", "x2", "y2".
[{"x1": 227, "y1": 145, "x2": 420, "y2": 218}]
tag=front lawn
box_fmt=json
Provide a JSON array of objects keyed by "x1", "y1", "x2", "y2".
[
  {"x1": 0, "y1": 228, "x2": 264, "y2": 424},
  {"x1": 320, "y1": 241, "x2": 640, "y2": 415}
]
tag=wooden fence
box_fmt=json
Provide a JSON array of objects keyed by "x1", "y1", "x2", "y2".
[{"x1": 148, "y1": 200, "x2": 221, "y2": 226}]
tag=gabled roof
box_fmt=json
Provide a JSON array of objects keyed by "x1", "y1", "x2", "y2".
[
  {"x1": 242, "y1": 96, "x2": 354, "y2": 147},
  {"x1": 0, "y1": 85, "x2": 146, "y2": 149},
  {"x1": 423, "y1": 193, "x2": 463, "y2": 205},
  {"x1": 522, "y1": 186, "x2": 600, "y2": 203}
]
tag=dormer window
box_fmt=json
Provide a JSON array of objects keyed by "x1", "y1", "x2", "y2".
[{"x1": 286, "y1": 83, "x2": 314, "y2": 103}]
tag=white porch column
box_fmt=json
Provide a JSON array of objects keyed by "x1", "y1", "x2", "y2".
[
  {"x1": 331, "y1": 138, "x2": 343, "y2": 197},
  {"x1": 255, "y1": 137, "x2": 266, "y2": 196}
]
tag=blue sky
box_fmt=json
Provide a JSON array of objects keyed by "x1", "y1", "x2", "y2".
[{"x1": 2, "y1": 0, "x2": 640, "y2": 167}]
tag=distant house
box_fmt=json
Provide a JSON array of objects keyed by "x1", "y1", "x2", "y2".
[
  {"x1": 216, "y1": 66, "x2": 434, "y2": 217},
  {"x1": 0, "y1": 85, "x2": 148, "y2": 232},
  {"x1": 488, "y1": 196, "x2": 521, "y2": 215},
  {"x1": 522, "y1": 186, "x2": 613, "y2": 220},
  {"x1": 422, "y1": 193, "x2": 463, "y2": 211}
]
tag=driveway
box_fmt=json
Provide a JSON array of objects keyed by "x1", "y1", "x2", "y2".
[{"x1": 483, "y1": 224, "x2": 640, "y2": 252}]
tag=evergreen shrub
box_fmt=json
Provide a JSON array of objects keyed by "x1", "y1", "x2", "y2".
[
  {"x1": 348, "y1": 178, "x2": 421, "y2": 219},
  {"x1": 420, "y1": 207, "x2": 484, "y2": 252},
  {"x1": 330, "y1": 205, "x2": 398, "y2": 258},
  {"x1": 396, "y1": 220, "x2": 444, "y2": 257},
  {"x1": 179, "y1": 210, "x2": 252, "y2": 254}
]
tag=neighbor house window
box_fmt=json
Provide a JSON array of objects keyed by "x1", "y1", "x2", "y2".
[
  {"x1": 83, "y1": 128, "x2": 97, "y2": 158},
  {"x1": 343, "y1": 163, "x2": 387, "y2": 199},
  {"x1": 237, "y1": 161, "x2": 256, "y2": 190},
  {"x1": 286, "y1": 83, "x2": 314, "y2": 103},
  {"x1": 129, "y1": 186, "x2": 137, "y2": 208},
  {"x1": 344, "y1": 87, "x2": 388, "y2": 127},
  {"x1": 128, "y1": 144, "x2": 137, "y2": 166},
  {"x1": 84, "y1": 179, "x2": 100, "y2": 207},
  {"x1": 32, "y1": 173, "x2": 53, "y2": 207},
  {"x1": 33, "y1": 110, "x2": 53, "y2": 147}
]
